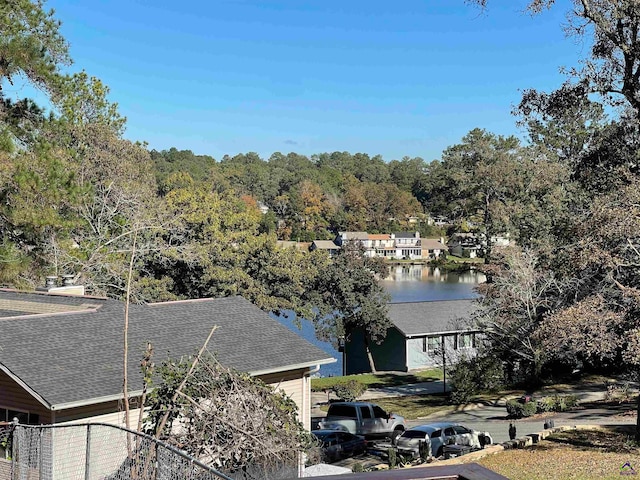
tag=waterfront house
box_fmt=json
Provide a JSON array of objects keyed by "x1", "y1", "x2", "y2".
[
  {"x1": 447, "y1": 233, "x2": 482, "y2": 258},
  {"x1": 334, "y1": 232, "x2": 375, "y2": 257},
  {"x1": 368, "y1": 233, "x2": 396, "y2": 258},
  {"x1": 421, "y1": 238, "x2": 448, "y2": 260},
  {"x1": 309, "y1": 240, "x2": 341, "y2": 256},
  {"x1": 393, "y1": 231, "x2": 422, "y2": 259},
  {"x1": 344, "y1": 299, "x2": 479, "y2": 374}
]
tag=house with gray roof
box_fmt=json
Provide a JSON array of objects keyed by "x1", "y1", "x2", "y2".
[
  {"x1": 393, "y1": 231, "x2": 422, "y2": 259},
  {"x1": 309, "y1": 240, "x2": 340, "y2": 256},
  {"x1": 0, "y1": 289, "x2": 334, "y2": 431},
  {"x1": 344, "y1": 299, "x2": 480, "y2": 374},
  {"x1": 420, "y1": 238, "x2": 448, "y2": 260},
  {"x1": 448, "y1": 233, "x2": 482, "y2": 259}
]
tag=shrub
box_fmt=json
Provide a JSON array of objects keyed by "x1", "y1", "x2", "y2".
[
  {"x1": 506, "y1": 398, "x2": 537, "y2": 418},
  {"x1": 554, "y1": 394, "x2": 567, "y2": 412},
  {"x1": 449, "y1": 354, "x2": 505, "y2": 405},
  {"x1": 506, "y1": 399, "x2": 520, "y2": 417},
  {"x1": 605, "y1": 383, "x2": 633, "y2": 403},
  {"x1": 536, "y1": 396, "x2": 556, "y2": 413},
  {"x1": 449, "y1": 363, "x2": 477, "y2": 404},
  {"x1": 563, "y1": 394, "x2": 579, "y2": 409},
  {"x1": 535, "y1": 394, "x2": 580, "y2": 414},
  {"x1": 331, "y1": 379, "x2": 366, "y2": 401},
  {"x1": 352, "y1": 463, "x2": 364, "y2": 473},
  {"x1": 522, "y1": 401, "x2": 537, "y2": 417},
  {"x1": 387, "y1": 447, "x2": 397, "y2": 469}
]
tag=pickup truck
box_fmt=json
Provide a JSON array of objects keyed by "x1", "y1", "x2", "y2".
[{"x1": 317, "y1": 401, "x2": 406, "y2": 442}]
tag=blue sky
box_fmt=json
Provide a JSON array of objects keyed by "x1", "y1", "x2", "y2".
[{"x1": 39, "y1": 0, "x2": 582, "y2": 161}]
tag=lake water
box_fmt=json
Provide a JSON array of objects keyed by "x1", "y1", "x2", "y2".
[{"x1": 275, "y1": 265, "x2": 485, "y2": 377}]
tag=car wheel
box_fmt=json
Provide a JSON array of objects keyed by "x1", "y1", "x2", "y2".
[{"x1": 391, "y1": 427, "x2": 403, "y2": 445}]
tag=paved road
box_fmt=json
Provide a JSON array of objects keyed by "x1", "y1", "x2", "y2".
[
  {"x1": 408, "y1": 402, "x2": 637, "y2": 444},
  {"x1": 360, "y1": 380, "x2": 449, "y2": 400}
]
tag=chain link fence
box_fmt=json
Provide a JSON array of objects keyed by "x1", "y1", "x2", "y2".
[{"x1": 8, "y1": 422, "x2": 233, "y2": 480}]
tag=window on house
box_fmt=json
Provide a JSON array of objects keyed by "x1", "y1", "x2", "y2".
[
  {"x1": 424, "y1": 336, "x2": 441, "y2": 353},
  {"x1": 458, "y1": 333, "x2": 475, "y2": 349},
  {"x1": 0, "y1": 408, "x2": 39, "y2": 425}
]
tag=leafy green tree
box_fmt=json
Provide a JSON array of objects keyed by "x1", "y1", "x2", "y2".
[
  {"x1": 516, "y1": 83, "x2": 606, "y2": 167},
  {"x1": 307, "y1": 241, "x2": 391, "y2": 372},
  {"x1": 150, "y1": 147, "x2": 216, "y2": 189},
  {"x1": 219, "y1": 152, "x2": 278, "y2": 202},
  {"x1": 0, "y1": 0, "x2": 70, "y2": 93},
  {"x1": 388, "y1": 156, "x2": 428, "y2": 192},
  {"x1": 422, "y1": 129, "x2": 523, "y2": 263}
]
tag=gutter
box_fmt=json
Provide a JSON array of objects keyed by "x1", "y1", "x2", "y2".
[
  {"x1": 51, "y1": 390, "x2": 144, "y2": 411},
  {"x1": 50, "y1": 358, "x2": 335, "y2": 411},
  {"x1": 405, "y1": 329, "x2": 482, "y2": 339}
]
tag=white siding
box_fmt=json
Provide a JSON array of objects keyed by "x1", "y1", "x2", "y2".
[{"x1": 258, "y1": 369, "x2": 310, "y2": 430}]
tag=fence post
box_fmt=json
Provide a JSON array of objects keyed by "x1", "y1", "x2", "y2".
[
  {"x1": 38, "y1": 429, "x2": 43, "y2": 480},
  {"x1": 85, "y1": 425, "x2": 91, "y2": 480}
]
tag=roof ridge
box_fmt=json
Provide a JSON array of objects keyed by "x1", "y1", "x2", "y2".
[
  {"x1": 147, "y1": 297, "x2": 218, "y2": 307},
  {"x1": 0, "y1": 287, "x2": 107, "y2": 301},
  {"x1": 0, "y1": 308, "x2": 101, "y2": 321}
]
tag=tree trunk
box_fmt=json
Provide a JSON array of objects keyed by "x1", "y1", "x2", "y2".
[
  {"x1": 364, "y1": 336, "x2": 377, "y2": 373},
  {"x1": 636, "y1": 391, "x2": 640, "y2": 442},
  {"x1": 484, "y1": 192, "x2": 492, "y2": 265}
]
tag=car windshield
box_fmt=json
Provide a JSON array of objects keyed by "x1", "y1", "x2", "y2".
[{"x1": 401, "y1": 430, "x2": 430, "y2": 439}]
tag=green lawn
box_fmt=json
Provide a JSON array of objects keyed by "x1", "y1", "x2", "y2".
[
  {"x1": 373, "y1": 393, "x2": 453, "y2": 419},
  {"x1": 445, "y1": 254, "x2": 484, "y2": 263},
  {"x1": 311, "y1": 369, "x2": 443, "y2": 392}
]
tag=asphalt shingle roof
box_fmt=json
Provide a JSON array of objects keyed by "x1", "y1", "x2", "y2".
[
  {"x1": 393, "y1": 232, "x2": 419, "y2": 239},
  {"x1": 339, "y1": 232, "x2": 369, "y2": 240},
  {"x1": 420, "y1": 239, "x2": 447, "y2": 250},
  {"x1": 0, "y1": 289, "x2": 103, "y2": 317},
  {"x1": 312, "y1": 240, "x2": 339, "y2": 249},
  {"x1": 0, "y1": 292, "x2": 334, "y2": 409},
  {"x1": 388, "y1": 300, "x2": 478, "y2": 337}
]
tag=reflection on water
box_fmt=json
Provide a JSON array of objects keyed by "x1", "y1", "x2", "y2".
[
  {"x1": 380, "y1": 265, "x2": 485, "y2": 303},
  {"x1": 276, "y1": 265, "x2": 485, "y2": 377}
]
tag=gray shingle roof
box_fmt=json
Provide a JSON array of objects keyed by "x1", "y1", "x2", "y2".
[
  {"x1": 338, "y1": 232, "x2": 369, "y2": 240},
  {"x1": 312, "y1": 240, "x2": 339, "y2": 250},
  {"x1": 388, "y1": 300, "x2": 478, "y2": 337},
  {"x1": 393, "y1": 232, "x2": 419, "y2": 239},
  {"x1": 0, "y1": 289, "x2": 103, "y2": 317},
  {"x1": 0, "y1": 292, "x2": 334, "y2": 409},
  {"x1": 420, "y1": 239, "x2": 447, "y2": 250}
]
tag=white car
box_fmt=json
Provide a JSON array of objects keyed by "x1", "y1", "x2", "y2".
[{"x1": 395, "y1": 422, "x2": 488, "y2": 458}]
